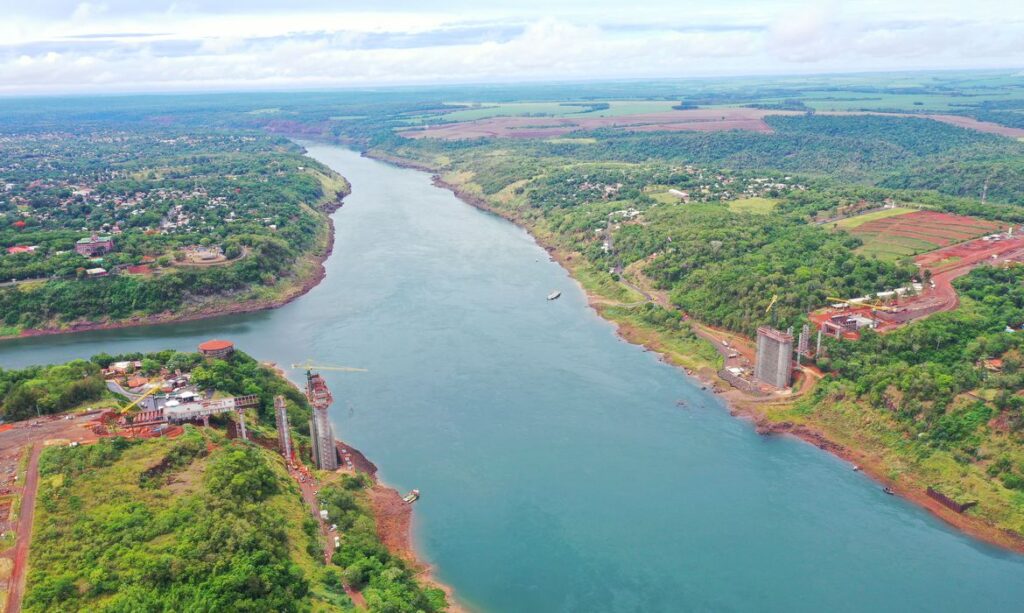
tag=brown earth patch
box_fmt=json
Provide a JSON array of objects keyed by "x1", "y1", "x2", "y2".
[{"x1": 400, "y1": 108, "x2": 799, "y2": 140}]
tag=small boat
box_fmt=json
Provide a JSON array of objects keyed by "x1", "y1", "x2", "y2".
[
  {"x1": 547, "y1": 291, "x2": 561, "y2": 301},
  {"x1": 852, "y1": 465, "x2": 861, "y2": 472},
  {"x1": 883, "y1": 487, "x2": 895, "y2": 495},
  {"x1": 402, "y1": 489, "x2": 420, "y2": 504}
]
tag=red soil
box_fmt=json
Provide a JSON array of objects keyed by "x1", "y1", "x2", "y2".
[
  {"x1": 926, "y1": 115, "x2": 1024, "y2": 139},
  {"x1": 818, "y1": 111, "x2": 1024, "y2": 139},
  {"x1": 874, "y1": 233, "x2": 1024, "y2": 329},
  {"x1": 4, "y1": 445, "x2": 41, "y2": 613},
  {"x1": 400, "y1": 108, "x2": 798, "y2": 140},
  {"x1": 853, "y1": 211, "x2": 999, "y2": 247}
]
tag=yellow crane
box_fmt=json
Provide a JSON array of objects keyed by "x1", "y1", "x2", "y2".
[
  {"x1": 290, "y1": 360, "x2": 368, "y2": 373},
  {"x1": 119, "y1": 382, "x2": 160, "y2": 414},
  {"x1": 765, "y1": 294, "x2": 779, "y2": 314},
  {"x1": 825, "y1": 296, "x2": 897, "y2": 312}
]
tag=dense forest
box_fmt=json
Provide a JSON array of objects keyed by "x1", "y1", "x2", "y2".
[{"x1": 26, "y1": 435, "x2": 315, "y2": 612}]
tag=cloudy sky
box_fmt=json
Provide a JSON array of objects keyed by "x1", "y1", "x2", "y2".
[{"x1": 2, "y1": 0, "x2": 1023, "y2": 94}]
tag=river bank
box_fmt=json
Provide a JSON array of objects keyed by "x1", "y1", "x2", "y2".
[
  {"x1": 328, "y1": 437, "x2": 464, "y2": 611},
  {"x1": 0, "y1": 188, "x2": 348, "y2": 344},
  {"x1": 270, "y1": 361, "x2": 461, "y2": 611},
  {"x1": 395, "y1": 155, "x2": 1024, "y2": 557}
]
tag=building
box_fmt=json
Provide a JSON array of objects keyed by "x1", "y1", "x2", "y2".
[
  {"x1": 306, "y1": 371, "x2": 339, "y2": 470},
  {"x1": 821, "y1": 313, "x2": 876, "y2": 339},
  {"x1": 6, "y1": 245, "x2": 37, "y2": 254},
  {"x1": 75, "y1": 234, "x2": 114, "y2": 257},
  {"x1": 198, "y1": 339, "x2": 234, "y2": 359},
  {"x1": 755, "y1": 326, "x2": 794, "y2": 389}
]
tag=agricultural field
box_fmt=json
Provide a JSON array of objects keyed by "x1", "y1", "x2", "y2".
[
  {"x1": 438, "y1": 101, "x2": 601, "y2": 121},
  {"x1": 834, "y1": 207, "x2": 919, "y2": 229},
  {"x1": 400, "y1": 107, "x2": 789, "y2": 140},
  {"x1": 840, "y1": 210, "x2": 1001, "y2": 260}
]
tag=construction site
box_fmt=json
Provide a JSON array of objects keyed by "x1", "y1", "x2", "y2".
[
  {"x1": 0, "y1": 342, "x2": 379, "y2": 613},
  {"x1": 713, "y1": 228, "x2": 1024, "y2": 397},
  {"x1": 810, "y1": 229, "x2": 1024, "y2": 341}
]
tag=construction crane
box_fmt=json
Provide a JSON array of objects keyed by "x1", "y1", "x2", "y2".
[
  {"x1": 290, "y1": 359, "x2": 368, "y2": 373},
  {"x1": 118, "y1": 383, "x2": 160, "y2": 414},
  {"x1": 765, "y1": 294, "x2": 779, "y2": 314},
  {"x1": 825, "y1": 296, "x2": 897, "y2": 312}
]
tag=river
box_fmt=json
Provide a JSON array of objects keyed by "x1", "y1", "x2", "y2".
[{"x1": 3, "y1": 143, "x2": 1024, "y2": 611}]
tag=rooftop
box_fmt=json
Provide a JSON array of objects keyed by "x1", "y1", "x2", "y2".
[{"x1": 198, "y1": 339, "x2": 234, "y2": 351}]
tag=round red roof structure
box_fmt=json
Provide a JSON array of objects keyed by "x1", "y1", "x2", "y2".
[{"x1": 198, "y1": 339, "x2": 234, "y2": 352}]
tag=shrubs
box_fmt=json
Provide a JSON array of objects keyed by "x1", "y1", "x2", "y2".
[
  {"x1": 26, "y1": 439, "x2": 313, "y2": 613},
  {"x1": 319, "y1": 477, "x2": 447, "y2": 612}
]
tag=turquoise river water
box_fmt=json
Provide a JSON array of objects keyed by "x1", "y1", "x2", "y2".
[{"x1": 3, "y1": 144, "x2": 1024, "y2": 611}]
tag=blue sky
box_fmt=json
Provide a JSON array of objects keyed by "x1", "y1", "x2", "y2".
[{"x1": 2, "y1": 1, "x2": 1022, "y2": 94}]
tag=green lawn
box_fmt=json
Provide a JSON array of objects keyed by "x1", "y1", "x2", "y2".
[
  {"x1": 856, "y1": 234, "x2": 939, "y2": 260},
  {"x1": 835, "y1": 207, "x2": 916, "y2": 229},
  {"x1": 728, "y1": 197, "x2": 780, "y2": 214}
]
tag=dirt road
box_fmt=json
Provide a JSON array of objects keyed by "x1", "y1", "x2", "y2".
[{"x1": 3, "y1": 444, "x2": 40, "y2": 613}]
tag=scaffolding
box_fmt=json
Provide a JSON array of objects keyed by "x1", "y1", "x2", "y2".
[
  {"x1": 274, "y1": 395, "x2": 293, "y2": 462},
  {"x1": 306, "y1": 371, "x2": 339, "y2": 470}
]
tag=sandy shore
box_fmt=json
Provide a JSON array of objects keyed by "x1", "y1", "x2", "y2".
[{"x1": 412, "y1": 157, "x2": 1024, "y2": 557}]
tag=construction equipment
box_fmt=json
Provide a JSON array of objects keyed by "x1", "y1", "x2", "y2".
[
  {"x1": 825, "y1": 296, "x2": 898, "y2": 312},
  {"x1": 290, "y1": 359, "x2": 368, "y2": 373},
  {"x1": 765, "y1": 294, "x2": 779, "y2": 314},
  {"x1": 118, "y1": 383, "x2": 160, "y2": 414}
]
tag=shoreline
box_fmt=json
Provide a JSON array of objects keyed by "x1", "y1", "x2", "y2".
[
  {"x1": 333, "y1": 438, "x2": 466, "y2": 611},
  {"x1": 408, "y1": 156, "x2": 1024, "y2": 557},
  {"x1": 0, "y1": 188, "x2": 348, "y2": 344},
  {"x1": 270, "y1": 362, "x2": 463, "y2": 610}
]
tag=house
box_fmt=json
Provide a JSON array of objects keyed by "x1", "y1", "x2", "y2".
[
  {"x1": 126, "y1": 376, "x2": 149, "y2": 390},
  {"x1": 75, "y1": 234, "x2": 114, "y2": 256},
  {"x1": 85, "y1": 267, "x2": 107, "y2": 277},
  {"x1": 6, "y1": 245, "x2": 38, "y2": 254}
]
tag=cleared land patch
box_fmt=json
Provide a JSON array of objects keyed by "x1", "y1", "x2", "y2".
[
  {"x1": 728, "y1": 197, "x2": 780, "y2": 214},
  {"x1": 835, "y1": 207, "x2": 917, "y2": 229},
  {"x1": 400, "y1": 108, "x2": 798, "y2": 140},
  {"x1": 842, "y1": 210, "x2": 1001, "y2": 261}
]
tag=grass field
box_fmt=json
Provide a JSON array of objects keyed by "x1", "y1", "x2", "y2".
[
  {"x1": 728, "y1": 197, "x2": 780, "y2": 214},
  {"x1": 856, "y1": 234, "x2": 940, "y2": 260},
  {"x1": 577, "y1": 100, "x2": 680, "y2": 117},
  {"x1": 840, "y1": 210, "x2": 1000, "y2": 261},
  {"x1": 441, "y1": 102, "x2": 597, "y2": 121},
  {"x1": 835, "y1": 207, "x2": 916, "y2": 229},
  {"x1": 438, "y1": 100, "x2": 680, "y2": 122}
]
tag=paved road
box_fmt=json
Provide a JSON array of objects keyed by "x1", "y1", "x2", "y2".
[{"x1": 4, "y1": 444, "x2": 41, "y2": 613}]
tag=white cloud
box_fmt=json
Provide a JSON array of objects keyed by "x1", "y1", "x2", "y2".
[
  {"x1": 71, "y1": 2, "x2": 109, "y2": 22},
  {"x1": 0, "y1": 2, "x2": 1023, "y2": 94}
]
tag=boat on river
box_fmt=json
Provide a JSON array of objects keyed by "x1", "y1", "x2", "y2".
[
  {"x1": 547, "y1": 291, "x2": 561, "y2": 301},
  {"x1": 403, "y1": 489, "x2": 420, "y2": 503}
]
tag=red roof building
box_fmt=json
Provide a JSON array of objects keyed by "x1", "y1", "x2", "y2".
[
  {"x1": 6, "y1": 245, "x2": 37, "y2": 254},
  {"x1": 199, "y1": 339, "x2": 234, "y2": 358},
  {"x1": 126, "y1": 376, "x2": 149, "y2": 389}
]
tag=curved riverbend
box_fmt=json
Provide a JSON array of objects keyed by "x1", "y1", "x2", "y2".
[{"x1": 3, "y1": 144, "x2": 1024, "y2": 611}]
